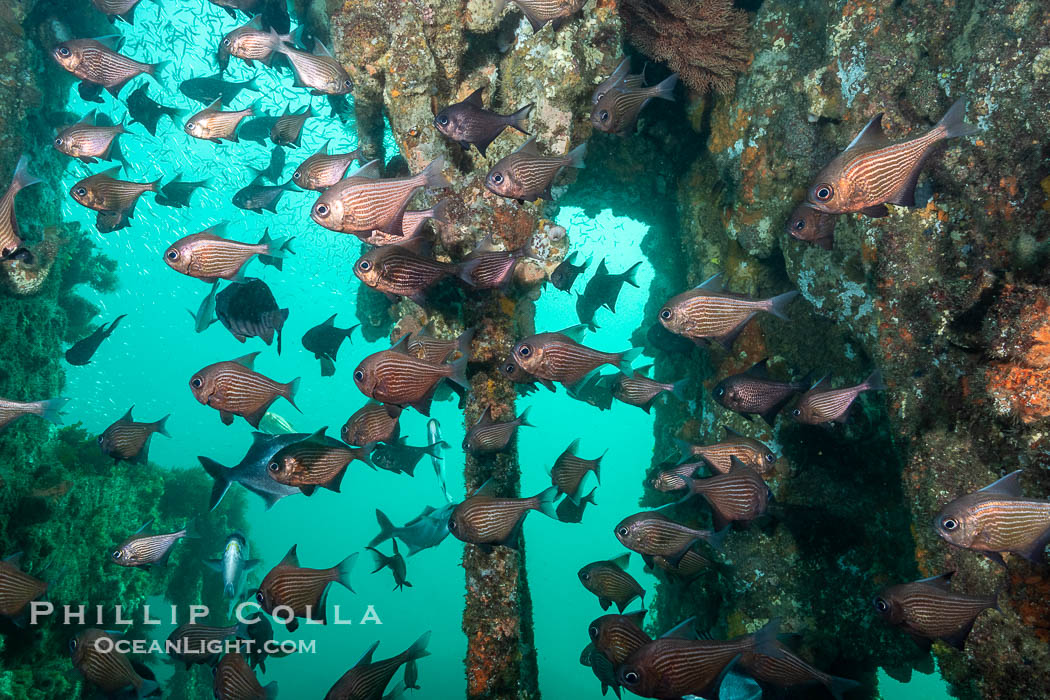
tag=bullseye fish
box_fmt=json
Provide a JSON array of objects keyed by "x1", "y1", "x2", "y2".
[
  {"x1": 341, "y1": 402, "x2": 402, "y2": 446},
  {"x1": 448, "y1": 479, "x2": 558, "y2": 550},
  {"x1": 185, "y1": 98, "x2": 255, "y2": 143},
  {"x1": 591, "y1": 74, "x2": 677, "y2": 135},
  {"x1": 434, "y1": 87, "x2": 532, "y2": 157},
  {"x1": 0, "y1": 396, "x2": 68, "y2": 431},
  {"x1": 352, "y1": 337, "x2": 469, "y2": 415},
  {"x1": 874, "y1": 572, "x2": 998, "y2": 651},
  {"x1": 684, "y1": 458, "x2": 771, "y2": 529},
  {"x1": 713, "y1": 359, "x2": 808, "y2": 426},
  {"x1": 274, "y1": 39, "x2": 353, "y2": 96},
  {"x1": 256, "y1": 545, "x2": 356, "y2": 633},
  {"x1": 353, "y1": 243, "x2": 459, "y2": 305},
  {"x1": 189, "y1": 352, "x2": 300, "y2": 427},
  {"x1": 111, "y1": 519, "x2": 197, "y2": 568},
  {"x1": 70, "y1": 166, "x2": 160, "y2": 215},
  {"x1": 786, "y1": 203, "x2": 838, "y2": 250},
  {"x1": 791, "y1": 370, "x2": 885, "y2": 424},
  {"x1": 493, "y1": 0, "x2": 587, "y2": 32},
  {"x1": 0, "y1": 155, "x2": 42, "y2": 258},
  {"x1": 164, "y1": 223, "x2": 293, "y2": 283},
  {"x1": 324, "y1": 633, "x2": 430, "y2": 700},
  {"x1": 463, "y1": 405, "x2": 533, "y2": 454},
  {"x1": 97, "y1": 406, "x2": 170, "y2": 464},
  {"x1": 292, "y1": 141, "x2": 363, "y2": 190},
  {"x1": 271, "y1": 105, "x2": 313, "y2": 147},
  {"x1": 511, "y1": 328, "x2": 640, "y2": 389},
  {"x1": 214, "y1": 652, "x2": 276, "y2": 699},
  {"x1": 52, "y1": 38, "x2": 164, "y2": 96},
  {"x1": 70, "y1": 629, "x2": 159, "y2": 697},
  {"x1": 0, "y1": 554, "x2": 48, "y2": 619},
  {"x1": 53, "y1": 110, "x2": 128, "y2": 164},
  {"x1": 679, "y1": 425, "x2": 778, "y2": 476},
  {"x1": 578, "y1": 553, "x2": 645, "y2": 612},
  {"x1": 485, "y1": 138, "x2": 586, "y2": 203}
]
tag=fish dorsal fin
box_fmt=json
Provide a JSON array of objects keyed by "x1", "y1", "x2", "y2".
[
  {"x1": 473, "y1": 233, "x2": 502, "y2": 254},
  {"x1": 472, "y1": 478, "x2": 497, "y2": 498},
  {"x1": 249, "y1": 431, "x2": 271, "y2": 449},
  {"x1": 610, "y1": 552, "x2": 630, "y2": 570},
  {"x1": 134, "y1": 519, "x2": 153, "y2": 535},
  {"x1": 120, "y1": 406, "x2": 134, "y2": 422},
  {"x1": 515, "y1": 137, "x2": 540, "y2": 156},
  {"x1": 917, "y1": 571, "x2": 954, "y2": 591},
  {"x1": 557, "y1": 324, "x2": 588, "y2": 342},
  {"x1": 93, "y1": 34, "x2": 123, "y2": 50},
  {"x1": 205, "y1": 97, "x2": 223, "y2": 112},
  {"x1": 475, "y1": 406, "x2": 494, "y2": 427},
  {"x1": 96, "y1": 166, "x2": 122, "y2": 180},
  {"x1": 563, "y1": 438, "x2": 581, "y2": 456},
  {"x1": 312, "y1": 39, "x2": 333, "y2": 57},
  {"x1": 77, "y1": 109, "x2": 98, "y2": 126},
  {"x1": 315, "y1": 139, "x2": 331, "y2": 156},
  {"x1": 303, "y1": 427, "x2": 329, "y2": 444},
  {"x1": 420, "y1": 505, "x2": 437, "y2": 517},
  {"x1": 979, "y1": 470, "x2": 1024, "y2": 498},
  {"x1": 390, "y1": 334, "x2": 411, "y2": 354},
  {"x1": 696, "y1": 273, "x2": 723, "y2": 291},
  {"x1": 634, "y1": 364, "x2": 654, "y2": 378},
  {"x1": 744, "y1": 359, "x2": 770, "y2": 379},
  {"x1": 624, "y1": 609, "x2": 647, "y2": 627},
  {"x1": 278, "y1": 544, "x2": 300, "y2": 568},
  {"x1": 464, "y1": 87, "x2": 485, "y2": 107},
  {"x1": 354, "y1": 640, "x2": 379, "y2": 667},
  {"x1": 809, "y1": 375, "x2": 832, "y2": 392},
  {"x1": 350, "y1": 160, "x2": 382, "y2": 179},
  {"x1": 202, "y1": 221, "x2": 229, "y2": 238},
  {"x1": 845, "y1": 113, "x2": 889, "y2": 151},
  {"x1": 4, "y1": 552, "x2": 23, "y2": 566},
  {"x1": 660, "y1": 617, "x2": 697, "y2": 640},
  {"x1": 722, "y1": 425, "x2": 745, "y2": 439},
  {"x1": 232, "y1": 352, "x2": 260, "y2": 370}
]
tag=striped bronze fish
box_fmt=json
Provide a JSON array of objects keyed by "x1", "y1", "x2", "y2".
[
  {"x1": 485, "y1": 137, "x2": 586, "y2": 202},
  {"x1": 214, "y1": 651, "x2": 276, "y2": 699},
  {"x1": 70, "y1": 166, "x2": 159, "y2": 215},
  {"x1": 614, "y1": 511, "x2": 726, "y2": 564},
  {"x1": 222, "y1": 19, "x2": 290, "y2": 67},
  {"x1": 70, "y1": 629, "x2": 159, "y2": 697},
  {"x1": 713, "y1": 359, "x2": 808, "y2": 426},
  {"x1": 0, "y1": 155, "x2": 41, "y2": 258},
  {"x1": 580, "y1": 642, "x2": 620, "y2": 697},
  {"x1": 649, "y1": 547, "x2": 714, "y2": 582},
  {"x1": 271, "y1": 105, "x2": 313, "y2": 147},
  {"x1": 592, "y1": 58, "x2": 646, "y2": 105},
  {"x1": 808, "y1": 100, "x2": 977, "y2": 215},
  {"x1": 739, "y1": 639, "x2": 860, "y2": 698},
  {"x1": 267, "y1": 428, "x2": 370, "y2": 495},
  {"x1": 493, "y1": 0, "x2": 587, "y2": 32},
  {"x1": 324, "y1": 632, "x2": 430, "y2": 700},
  {"x1": 592, "y1": 74, "x2": 677, "y2": 134},
  {"x1": 649, "y1": 461, "x2": 702, "y2": 492},
  {"x1": 679, "y1": 426, "x2": 778, "y2": 476},
  {"x1": 448, "y1": 479, "x2": 558, "y2": 549},
  {"x1": 111, "y1": 519, "x2": 196, "y2": 568},
  {"x1": 164, "y1": 224, "x2": 293, "y2": 283},
  {"x1": 0, "y1": 396, "x2": 67, "y2": 431},
  {"x1": 786, "y1": 203, "x2": 838, "y2": 250},
  {"x1": 354, "y1": 243, "x2": 459, "y2": 304},
  {"x1": 551, "y1": 438, "x2": 604, "y2": 500},
  {"x1": 52, "y1": 38, "x2": 163, "y2": 96},
  {"x1": 91, "y1": 0, "x2": 146, "y2": 23},
  {"x1": 659, "y1": 274, "x2": 797, "y2": 349},
  {"x1": 167, "y1": 623, "x2": 239, "y2": 666},
  {"x1": 612, "y1": 367, "x2": 686, "y2": 412},
  {"x1": 589, "y1": 611, "x2": 652, "y2": 666},
  {"x1": 273, "y1": 40, "x2": 353, "y2": 96},
  {"x1": 686, "y1": 458, "x2": 770, "y2": 528},
  {"x1": 618, "y1": 620, "x2": 780, "y2": 698},
  {"x1": 875, "y1": 572, "x2": 998, "y2": 651},
  {"x1": 312, "y1": 158, "x2": 450, "y2": 237},
  {"x1": 53, "y1": 110, "x2": 127, "y2": 164},
  {"x1": 359, "y1": 200, "x2": 451, "y2": 246},
  {"x1": 0, "y1": 554, "x2": 48, "y2": 618},
  {"x1": 407, "y1": 323, "x2": 473, "y2": 364},
  {"x1": 578, "y1": 553, "x2": 645, "y2": 612},
  {"x1": 190, "y1": 352, "x2": 300, "y2": 428},
  {"x1": 463, "y1": 405, "x2": 532, "y2": 454},
  {"x1": 292, "y1": 140, "x2": 363, "y2": 190},
  {"x1": 458, "y1": 234, "x2": 532, "y2": 290},
  {"x1": 935, "y1": 469, "x2": 1050, "y2": 565},
  {"x1": 792, "y1": 370, "x2": 885, "y2": 424},
  {"x1": 352, "y1": 338, "x2": 469, "y2": 415},
  {"x1": 512, "y1": 330, "x2": 640, "y2": 389},
  {"x1": 341, "y1": 402, "x2": 402, "y2": 446},
  {"x1": 434, "y1": 87, "x2": 532, "y2": 157},
  {"x1": 97, "y1": 406, "x2": 170, "y2": 464},
  {"x1": 256, "y1": 544, "x2": 357, "y2": 632},
  {"x1": 185, "y1": 98, "x2": 255, "y2": 143}
]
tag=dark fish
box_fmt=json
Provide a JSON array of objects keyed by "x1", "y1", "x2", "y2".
[
  {"x1": 52, "y1": 38, "x2": 164, "y2": 97},
  {"x1": 111, "y1": 519, "x2": 196, "y2": 568},
  {"x1": 713, "y1": 359, "x2": 808, "y2": 426},
  {"x1": 577, "y1": 259, "x2": 641, "y2": 329},
  {"x1": 215, "y1": 278, "x2": 289, "y2": 352},
  {"x1": 311, "y1": 158, "x2": 450, "y2": 237},
  {"x1": 512, "y1": 329, "x2": 640, "y2": 389},
  {"x1": 222, "y1": 18, "x2": 290, "y2": 67},
  {"x1": 370, "y1": 504, "x2": 455, "y2": 555},
  {"x1": 448, "y1": 479, "x2": 558, "y2": 550},
  {"x1": 808, "y1": 100, "x2": 977, "y2": 215},
  {"x1": 66, "y1": 314, "x2": 126, "y2": 365},
  {"x1": 167, "y1": 623, "x2": 239, "y2": 666},
  {"x1": 556, "y1": 487, "x2": 598, "y2": 523},
  {"x1": 614, "y1": 511, "x2": 725, "y2": 565},
  {"x1": 292, "y1": 140, "x2": 363, "y2": 190},
  {"x1": 407, "y1": 323, "x2": 473, "y2": 364},
  {"x1": 155, "y1": 173, "x2": 211, "y2": 208},
  {"x1": 255, "y1": 545, "x2": 356, "y2": 633},
  {"x1": 366, "y1": 540, "x2": 412, "y2": 591},
  {"x1": 79, "y1": 80, "x2": 105, "y2": 104},
  {"x1": 934, "y1": 469, "x2": 1050, "y2": 565},
  {"x1": 458, "y1": 234, "x2": 534, "y2": 290},
  {"x1": 271, "y1": 105, "x2": 313, "y2": 147},
  {"x1": 188, "y1": 281, "x2": 221, "y2": 333},
  {"x1": 463, "y1": 405, "x2": 532, "y2": 453},
  {"x1": 370, "y1": 437, "x2": 446, "y2": 477},
  {"x1": 786, "y1": 203, "x2": 837, "y2": 250},
  {"x1": 550, "y1": 251, "x2": 590, "y2": 292},
  {"x1": 70, "y1": 166, "x2": 160, "y2": 215},
  {"x1": 341, "y1": 402, "x2": 401, "y2": 446},
  {"x1": 0, "y1": 396, "x2": 68, "y2": 431},
  {"x1": 648, "y1": 547, "x2": 714, "y2": 582},
  {"x1": 791, "y1": 370, "x2": 885, "y2": 424},
  {"x1": 267, "y1": 427, "x2": 370, "y2": 495},
  {"x1": 685, "y1": 458, "x2": 771, "y2": 529},
  {"x1": 208, "y1": 0, "x2": 264, "y2": 17},
  {"x1": 485, "y1": 137, "x2": 586, "y2": 202},
  {"x1": 434, "y1": 87, "x2": 532, "y2": 156},
  {"x1": 612, "y1": 367, "x2": 686, "y2": 412},
  {"x1": 550, "y1": 438, "x2": 604, "y2": 501},
  {"x1": 592, "y1": 58, "x2": 646, "y2": 105},
  {"x1": 579, "y1": 553, "x2": 645, "y2": 612},
  {"x1": 567, "y1": 366, "x2": 615, "y2": 411},
  {"x1": 354, "y1": 243, "x2": 459, "y2": 304},
  {"x1": 239, "y1": 114, "x2": 282, "y2": 146},
  {"x1": 649, "y1": 461, "x2": 701, "y2": 493},
  {"x1": 70, "y1": 629, "x2": 159, "y2": 697},
  {"x1": 323, "y1": 633, "x2": 430, "y2": 700},
  {"x1": 185, "y1": 98, "x2": 255, "y2": 142},
  {"x1": 492, "y1": 0, "x2": 587, "y2": 32},
  {"x1": 92, "y1": 0, "x2": 147, "y2": 23},
  {"x1": 251, "y1": 145, "x2": 286, "y2": 184},
  {"x1": 179, "y1": 74, "x2": 259, "y2": 106},
  {"x1": 302, "y1": 314, "x2": 359, "y2": 377},
  {"x1": 352, "y1": 338, "x2": 469, "y2": 415},
  {"x1": 233, "y1": 177, "x2": 296, "y2": 213},
  {"x1": 580, "y1": 642, "x2": 620, "y2": 698},
  {"x1": 164, "y1": 224, "x2": 292, "y2": 283},
  {"x1": 327, "y1": 94, "x2": 353, "y2": 123},
  {"x1": 214, "y1": 652, "x2": 277, "y2": 699},
  {"x1": 592, "y1": 74, "x2": 677, "y2": 134},
  {"x1": 658, "y1": 274, "x2": 797, "y2": 349},
  {"x1": 96, "y1": 208, "x2": 130, "y2": 233},
  {"x1": 874, "y1": 572, "x2": 999, "y2": 651},
  {"x1": 679, "y1": 426, "x2": 777, "y2": 477},
  {"x1": 274, "y1": 40, "x2": 353, "y2": 96},
  {"x1": 200, "y1": 431, "x2": 310, "y2": 510},
  {"x1": 204, "y1": 532, "x2": 261, "y2": 604},
  {"x1": 97, "y1": 406, "x2": 170, "y2": 463},
  {"x1": 0, "y1": 554, "x2": 48, "y2": 619},
  {"x1": 190, "y1": 352, "x2": 299, "y2": 427},
  {"x1": 126, "y1": 82, "x2": 182, "y2": 136},
  {"x1": 589, "y1": 611, "x2": 652, "y2": 668},
  {"x1": 53, "y1": 110, "x2": 127, "y2": 164}
]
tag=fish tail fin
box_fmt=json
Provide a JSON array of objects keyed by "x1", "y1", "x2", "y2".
[
  {"x1": 263, "y1": 682, "x2": 278, "y2": 700},
  {"x1": 670, "y1": 378, "x2": 689, "y2": 402},
  {"x1": 446, "y1": 353, "x2": 470, "y2": 393},
  {"x1": 864, "y1": 369, "x2": 886, "y2": 392},
  {"x1": 429, "y1": 197, "x2": 451, "y2": 226},
  {"x1": 365, "y1": 546, "x2": 390, "y2": 573},
  {"x1": 533, "y1": 486, "x2": 559, "y2": 519},
  {"x1": 420, "y1": 156, "x2": 451, "y2": 190},
  {"x1": 936, "y1": 98, "x2": 979, "y2": 140},
  {"x1": 282, "y1": 377, "x2": 301, "y2": 410},
  {"x1": 334, "y1": 551, "x2": 357, "y2": 593},
  {"x1": 11, "y1": 155, "x2": 42, "y2": 192},
  {"x1": 199, "y1": 456, "x2": 231, "y2": 511},
  {"x1": 826, "y1": 675, "x2": 862, "y2": 700},
  {"x1": 456, "y1": 327, "x2": 475, "y2": 359},
  {"x1": 259, "y1": 234, "x2": 295, "y2": 269},
  {"x1": 404, "y1": 630, "x2": 431, "y2": 662},
  {"x1": 181, "y1": 518, "x2": 200, "y2": 539},
  {"x1": 617, "y1": 347, "x2": 643, "y2": 373},
  {"x1": 706, "y1": 526, "x2": 730, "y2": 551},
  {"x1": 621, "y1": 260, "x2": 643, "y2": 288},
  {"x1": 383, "y1": 680, "x2": 406, "y2": 700},
  {"x1": 752, "y1": 617, "x2": 782, "y2": 657},
  {"x1": 245, "y1": 76, "x2": 261, "y2": 93},
  {"x1": 652, "y1": 73, "x2": 678, "y2": 101},
  {"x1": 766, "y1": 290, "x2": 798, "y2": 320},
  {"x1": 517, "y1": 405, "x2": 534, "y2": 427},
  {"x1": 153, "y1": 414, "x2": 171, "y2": 438},
  {"x1": 39, "y1": 397, "x2": 70, "y2": 425},
  {"x1": 508, "y1": 103, "x2": 533, "y2": 134},
  {"x1": 369, "y1": 508, "x2": 395, "y2": 548},
  {"x1": 137, "y1": 678, "x2": 159, "y2": 699},
  {"x1": 565, "y1": 142, "x2": 587, "y2": 169},
  {"x1": 148, "y1": 60, "x2": 171, "y2": 80},
  {"x1": 147, "y1": 177, "x2": 163, "y2": 193}
]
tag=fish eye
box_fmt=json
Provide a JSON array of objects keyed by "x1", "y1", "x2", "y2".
[
  {"x1": 267, "y1": 461, "x2": 280, "y2": 473},
  {"x1": 491, "y1": 172, "x2": 504, "y2": 185},
  {"x1": 616, "y1": 526, "x2": 629, "y2": 537},
  {"x1": 112, "y1": 550, "x2": 122, "y2": 559},
  {"x1": 58, "y1": 46, "x2": 71, "y2": 57},
  {"x1": 437, "y1": 115, "x2": 449, "y2": 126},
  {"x1": 191, "y1": 377, "x2": 203, "y2": 389},
  {"x1": 814, "y1": 184, "x2": 834, "y2": 202},
  {"x1": 293, "y1": 170, "x2": 302, "y2": 180},
  {"x1": 255, "y1": 591, "x2": 264, "y2": 604},
  {"x1": 579, "y1": 570, "x2": 589, "y2": 580},
  {"x1": 504, "y1": 363, "x2": 515, "y2": 374},
  {"x1": 54, "y1": 137, "x2": 63, "y2": 147},
  {"x1": 659, "y1": 309, "x2": 671, "y2": 320},
  {"x1": 623, "y1": 670, "x2": 639, "y2": 685},
  {"x1": 599, "y1": 110, "x2": 609, "y2": 122},
  {"x1": 942, "y1": 518, "x2": 958, "y2": 531},
  {"x1": 793, "y1": 218, "x2": 806, "y2": 231},
  {"x1": 873, "y1": 597, "x2": 889, "y2": 613},
  {"x1": 517, "y1": 344, "x2": 531, "y2": 357},
  {"x1": 588, "y1": 625, "x2": 599, "y2": 640},
  {"x1": 792, "y1": 408, "x2": 801, "y2": 416},
  {"x1": 69, "y1": 637, "x2": 78, "y2": 652},
  {"x1": 353, "y1": 370, "x2": 364, "y2": 382},
  {"x1": 714, "y1": 387, "x2": 725, "y2": 398},
  {"x1": 344, "y1": 79, "x2": 353, "y2": 89},
  {"x1": 96, "y1": 435, "x2": 104, "y2": 444},
  {"x1": 222, "y1": 38, "x2": 231, "y2": 47},
  {"x1": 447, "y1": 518, "x2": 457, "y2": 531},
  {"x1": 315, "y1": 203, "x2": 330, "y2": 217},
  {"x1": 75, "y1": 187, "x2": 87, "y2": 197},
  {"x1": 765, "y1": 453, "x2": 775, "y2": 463},
  {"x1": 358, "y1": 260, "x2": 372, "y2": 271},
  {"x1": 166, "y1": 249, "x2": 179, "y2": 261}
]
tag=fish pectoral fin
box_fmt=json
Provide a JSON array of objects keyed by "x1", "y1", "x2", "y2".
[
  {"x1": 860, "y1": 204, "x2": 889, "y2": 218},
  {"x1": 598, "y1": 597, "x2": 611, "y2": 611},
  {"x1": 219, "y1": 411, "x2": 235, "y2": 426},
  {"x1": 711, "y1": 321, "x2": 750, "y2": 351},
  {"x1": 982, "y1": 550, "x2": 1007, "y2": 567},
  {"x1": 939, "y1": 620, "x2": 976, "y2": 651}
]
